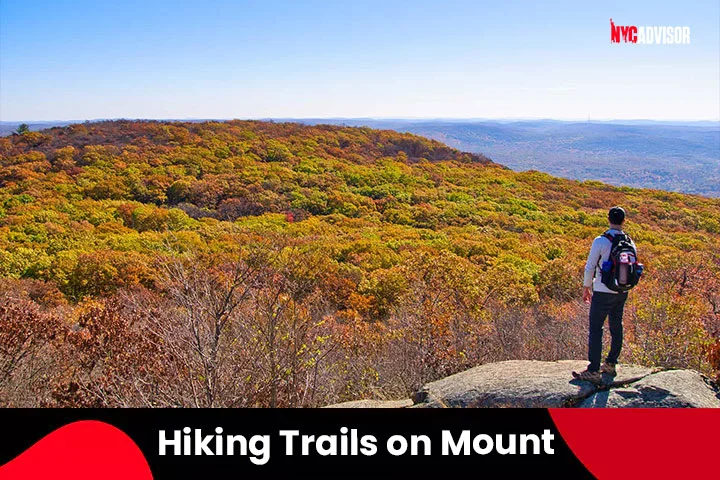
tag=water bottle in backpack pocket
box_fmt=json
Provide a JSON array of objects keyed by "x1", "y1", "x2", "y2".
[
  {"x1": 600, "y1": 260, "x2": 614, "y2": 286},
  {"x1": 618, "y1": 252, "x2": 631, "y2": 285}
]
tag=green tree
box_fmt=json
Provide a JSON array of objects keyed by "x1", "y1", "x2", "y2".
[{"x1": 16, "y1": 123, "x2": 30, "y2": 134}]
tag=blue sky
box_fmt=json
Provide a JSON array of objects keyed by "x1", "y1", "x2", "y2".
[{"x1": 1, "y1": 0, "x2": 718, "y2": 121}]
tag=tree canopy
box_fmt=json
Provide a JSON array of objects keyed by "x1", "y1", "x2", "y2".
[{"x1": 1, "y1": 120, "x2": 718, "y2": 407}]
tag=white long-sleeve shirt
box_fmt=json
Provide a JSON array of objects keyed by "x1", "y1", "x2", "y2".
[{"x1": 583, "y1": 228, "x2": 635, "y2": 294}]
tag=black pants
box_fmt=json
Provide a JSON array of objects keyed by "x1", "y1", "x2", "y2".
[{"x1": 588, "y1": 291, "x2": 628, "y2": 371}]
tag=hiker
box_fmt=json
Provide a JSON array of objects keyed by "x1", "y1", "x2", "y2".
[{"x1": 573, "y1": 206, "x2": 643, "y2": 384}]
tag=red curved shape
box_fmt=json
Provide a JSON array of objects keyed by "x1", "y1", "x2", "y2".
[
  {"x1": 0, "y1": 420, "x2": 152, "y2": 480},
  {"x1": 550, "y1": 409, "x2": 719, "y2": 479}
]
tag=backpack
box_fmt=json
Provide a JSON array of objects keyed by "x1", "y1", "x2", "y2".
[{"x1": 599, "y1": 231, "x2": 644, "y2": 292}]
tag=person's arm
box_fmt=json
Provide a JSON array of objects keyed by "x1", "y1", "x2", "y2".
[{"x1": 583, "y1": 237, "x2": 602, "y2": 303}]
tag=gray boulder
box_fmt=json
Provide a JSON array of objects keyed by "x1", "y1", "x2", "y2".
[
  {"x1": 580, "y1": 370, "x2": 720, "y2": 408},
  {"x1": 324, "y1": 360, "x2": 720, "y2": 409},
  {"x1": 413, "y1": 360, "x2": 655, "y2": 408}
]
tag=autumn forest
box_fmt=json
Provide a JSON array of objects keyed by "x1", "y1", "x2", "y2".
[{"x1": 1, "y1": 120, "x2": 719, "y2": 407}]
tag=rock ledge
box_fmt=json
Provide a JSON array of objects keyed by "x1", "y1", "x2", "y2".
[{"x1": 323, "y1": 360, "x2": 720, "y2": 408}]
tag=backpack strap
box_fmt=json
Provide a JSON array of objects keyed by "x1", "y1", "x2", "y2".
[{"x1": 597, "y1": 231, "x2": 615, "y2": 271}]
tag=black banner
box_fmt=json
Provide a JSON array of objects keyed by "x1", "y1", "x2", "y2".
[{"x1": 0, "y1": 409, "x2": 593, "y2": 479}]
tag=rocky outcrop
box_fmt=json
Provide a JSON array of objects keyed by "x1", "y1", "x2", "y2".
[
  {"x1": 323, "y1": 399, "x2": 413, "y2": 408},
  {"x1": 413, "y1": 360, "x2": 657, "y2": 408},
  {"x1": 322, "y1": 360, "x2": 720, "y2": 408},
  {"x1": 579, "y1": 370, "x2": 720, "y2": 408}
]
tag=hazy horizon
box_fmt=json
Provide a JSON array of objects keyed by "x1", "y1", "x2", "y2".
[{"x1": 2, "y1": 117, "x2": 718, "y2": 125}]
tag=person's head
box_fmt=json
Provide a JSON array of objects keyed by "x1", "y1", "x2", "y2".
[{"x1": 608, "y1": 206, "x2": 626, "y2": 227}]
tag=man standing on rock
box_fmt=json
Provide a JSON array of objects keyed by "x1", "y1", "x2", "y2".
[{"x1": 573, "y1": 207, "x2": 637, "y2": 384}]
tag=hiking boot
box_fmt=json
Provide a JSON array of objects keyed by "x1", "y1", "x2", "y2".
[
  {"x1": 600, "y1": 362, "x2": 617, "y2": 376},
  {"x1": 572, "y1": 369, "x2": 602, "y2": 384}
]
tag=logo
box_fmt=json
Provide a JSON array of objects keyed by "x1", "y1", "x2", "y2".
[{"x1": 610, "y1": 19, "x2": 690, "y2": 44}]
